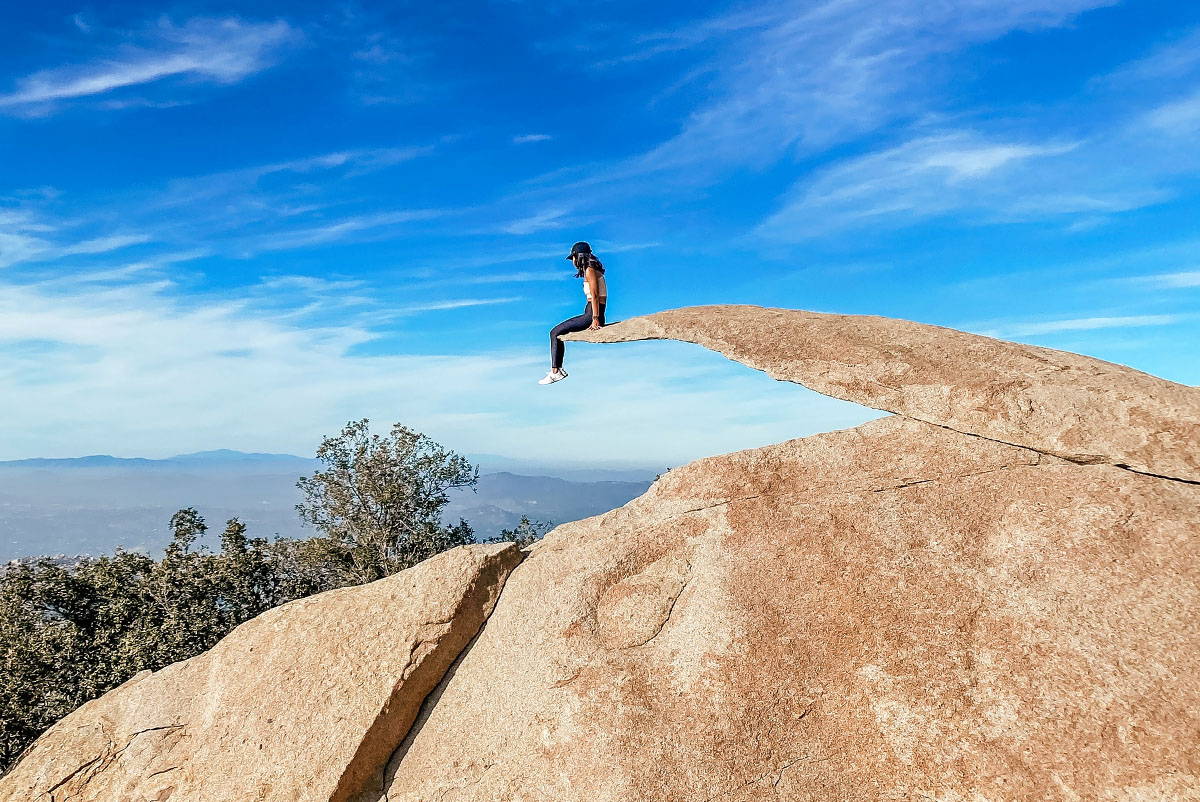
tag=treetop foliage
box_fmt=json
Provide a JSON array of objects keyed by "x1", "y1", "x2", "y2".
[{"x1": 295, "y1": 419, "x2": 480, "y2": 582}]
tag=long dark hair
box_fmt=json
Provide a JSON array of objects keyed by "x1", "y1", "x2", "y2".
[{"x1": 573, "y1": 252, "x2": 604, "y2": 278}]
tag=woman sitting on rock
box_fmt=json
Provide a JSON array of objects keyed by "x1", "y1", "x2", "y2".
[{"x1": 539, "y1": 241, "x2": 606, "y2": 385}]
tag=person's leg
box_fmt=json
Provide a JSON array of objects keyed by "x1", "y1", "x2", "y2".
[
  {"x1": 595, "y1": 300, "x2": 605, "y2": 326},
  {"x1": 548, "y1": 304, "x2": 595, "y2": 370}
]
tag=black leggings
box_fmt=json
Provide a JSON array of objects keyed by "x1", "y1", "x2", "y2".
[{"x1": 550, "y1": 301, "x2": 605, "y2": 369}]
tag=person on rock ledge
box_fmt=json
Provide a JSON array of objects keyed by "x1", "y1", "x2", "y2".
[{"x1": 538, "y1": 240, "x2": 606, "y2": 385}]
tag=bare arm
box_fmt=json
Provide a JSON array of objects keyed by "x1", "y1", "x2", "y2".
[{"x1": 586, "y1": 267, "x2": 602, "y2": 329}]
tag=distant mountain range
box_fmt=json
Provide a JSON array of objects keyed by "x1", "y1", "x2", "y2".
[
  {"x1": 0, "y1": 450, "x2": 659, "y2": 562},
  {"x1": 0, "y1": 450, "x2": 318, "y2": 471}
]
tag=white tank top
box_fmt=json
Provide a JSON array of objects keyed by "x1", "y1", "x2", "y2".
[{"x1": 583, "y1": 270, "x2": 607, "y2": 300}]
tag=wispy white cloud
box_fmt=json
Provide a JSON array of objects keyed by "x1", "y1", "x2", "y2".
[
  {"x1": 501, "y1": 207, "x2": 573, "y2": 236},
  {"x1": 59, "y1": 234, "x2": 153, "y2": 257},
  {"x1": 28, "y1": 252, "x2": 206, "y2": 288},
  {"x1": 256, "y1": 275, "x2": 367, "y2": 293},
  {"x1": 229, "y1": 145, "x2": 425, "y2": 181},
  {"x1": 1098, "y1": 26, "x2": 1200, "y2": 87},
  {"x1": 244, "y1": 275, "x2": 375, "y2": 316},
  {"x1": 618, "y1": 0, "x2": 1115, "y2": 175},
  {"x1": 406, "y1": 271, "x2": 564, "y2": 290},
  {"x1": 1145, "y1": 89, "x2": 1200, "y2": 137},
  {"x1": 0, "y1": 210, "x2": 151, "y2": 268},
  {"x1": 98, "y1": 145, "x2": 444, "y2": 256},
  {"x1": 1138, "y1": 271, "x2": 1200, "y2": 289},
  {"x1": 755, "y1": 46, "x2": 1200, "y2": 244},
  {"x1": 513, "y1": 134, "x2": 553, "y2": 144},
  {"x1": 153, "y1": 148, "x2": 433, "y2": 217},
  {"x1": 509, "y1": 0, "x2": 1125, "y2": 237},
  {"x1": 398, "y1": 297, "x2": 523, "y2": 313},
  {"x1": 953, "y1": 237, "x2": 1200, "y2": 297},
  {"x1": 920, "y1": 144, "x2": 1068, "y2": 180},
  {"x1": 0, "y1": 210, "x2": 54, "y2": 269},
  {"x1": 1088, "y1": 26, "x2": 1200, "y2": 178},
  {"x1": 463, "y1": 271, "x2": 562, "y2": 284},
  {"x1": 978, "y1": 314, "x2": 1182, "y2": 338},
  {"x1": 587, "y1": 5, "x2": 780, "y2": 68},
  {"x1": 249, "y1": 209, "x2": 450, "y2": 252},
  {"x1": 756, "y1": 132, "x2": 1084, "y2": 238},
  {"x1": 0, "y1": 17, "x2": 299, "y2": 113},
  {"x1": 249, "y1": 147, "x2": 433, "y2": 180}
]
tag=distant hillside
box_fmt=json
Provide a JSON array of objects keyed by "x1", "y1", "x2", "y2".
[
  {"x1": 0, "y1": 450, "x2": 318, "y2": 472},
  {"x1": 444, "y1": 472, "x2": 653, "y2": 537},
  {"x1": 0, "y1": 451, "x2": 655, "y2": 561}
]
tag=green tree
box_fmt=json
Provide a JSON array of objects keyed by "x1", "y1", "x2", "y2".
[
  {"x1": 295, "y1": 419, "x2": 479, "y2": 583},
  {"x1": 486, "y1": 516, "x2": 553, "y2": 548}
]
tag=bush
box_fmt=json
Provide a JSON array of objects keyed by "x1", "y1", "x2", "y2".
[{"x1": 485, "y1": 516, "x2": 553, "y2": 548}]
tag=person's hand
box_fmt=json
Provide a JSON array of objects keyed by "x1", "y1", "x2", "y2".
[{"x1": 589, "y1": 321, "x2": 602, "y2": 330}]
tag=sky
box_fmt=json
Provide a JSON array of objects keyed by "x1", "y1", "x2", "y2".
[{"x1": 1, "y1": 0, "x2": 1198, "y2": 468}]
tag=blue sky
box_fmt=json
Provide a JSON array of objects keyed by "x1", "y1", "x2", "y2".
[{"x1": 1, "y1": 0, "x2": 1197, "y2": 467}]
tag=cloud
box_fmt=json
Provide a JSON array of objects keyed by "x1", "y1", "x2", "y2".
[
  {"x1": 1139, "y1": 271, "x2": 1200, "y2": 289},
  {"x1": 248, "y1": 209, "x2": 450, "y2": 252},
  {"x1": 59, "y1": 234, "x2": 153, "y2": 257},
  {"x1": 398, "y1": 297, "x2": 523, "y2": 313},
  {"x1": 501, "y1": 207, "x2": 573, "y2": 236},
  {"x1": 123, "y1": 145, "x2": 440, "y2": 251},
  {"x1": 1099, "y1": 25, "x2": 1200, "y2": 87},
  {"x1": 507, "y1": 0, "x2": 1122, "y2": 233},
  {"x1": 161, "y1": 147, "x2": 433, "y2": 202},
  {"x1": 1092, "y1": 26, "x2": 1200, "y2": 166},
  {"x1": 756, "y1": 132, "x2": 1083, "y2": 238},
  {"x1": 0, "y1": 17, "x2": 299, "y2": 112},
  {"x1": 0, "y1": 225, "x2": 51, "y2": 270},
  {"x1": 462, "y1": 271, "x2": 563, "y2": 284},
  {"x1": 253, "y1": 147, "x2": 434, "y2": 180},
  {"x1": 513, "y1": 134, "x2": 553, "y2": 144},
  {"x1": 754, "y1": 58, "x2": 1200, "y2": 242},
  {"x1": 406, "y1": 271, "x2": 565, "y2": 290},
  {"x1": 1145, "y1": 90, "x2": 1200, "y2": 137},
  {"x1": 31, "y1": 253, "x2": 205, "y2": 288},
  {"x1": 489, "y1": 2, "x2": 1200, "y2": 253},
  {"x1": 0, "y1": 210, "x2": 151, "y2": 268},
  {"x1": 978, "y1": 314, "x2": 1182, "y2": 338},
  {"x1": 616, "y1": 0, "x2": 1115, "y2": 176}
]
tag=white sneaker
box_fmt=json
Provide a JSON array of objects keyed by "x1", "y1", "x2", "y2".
[{"x1": 538, "y1": 369, "x2": 567, "y2": 385}]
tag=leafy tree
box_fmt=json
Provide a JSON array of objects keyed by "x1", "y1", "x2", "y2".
[
  {"x1": 295, "y1": 419, "x2": 479, "y2": 583},
  {"x1": 486, "y1": 516, "x2": 553, "y2": 548}
]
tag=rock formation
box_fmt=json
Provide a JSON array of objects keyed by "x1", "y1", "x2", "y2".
[
  {"x1": 564, "y1": 305, "x2": 1200, "y2": 483},
  {"x1": 3, "y1": 306, "x2": 1197, "y2": 801}
]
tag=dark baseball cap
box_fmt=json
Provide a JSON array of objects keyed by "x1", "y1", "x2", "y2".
[{"x1": 566, "y1": 241, "x2": 592, "y2": 259}]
